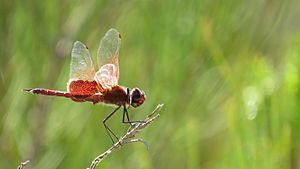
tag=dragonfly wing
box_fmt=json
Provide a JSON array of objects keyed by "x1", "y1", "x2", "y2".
[
  {"x1": 69, "y1": 41, "x2": 95, "y2": 81},
  {"x1": 95, "y1": 28, "x2": 121, "y2": 89},
  {"x1": 95, "y1": 64, "x2": 118, "y2": 89},
  {"x1": 68, "y1": 41, "x2": 98, "y2": 94}
]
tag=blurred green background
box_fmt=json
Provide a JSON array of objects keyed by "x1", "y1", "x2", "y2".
[{"x1": 1, "y1": 0, "x2": 300, "y2": 168}]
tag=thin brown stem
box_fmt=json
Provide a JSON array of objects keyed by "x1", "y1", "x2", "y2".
[
  {"x1": 17, "y1": 160, "x2": 30, "y2": 169},
  {"x1": 87, "y1": 104, "x2": 163, "y2": 169}
]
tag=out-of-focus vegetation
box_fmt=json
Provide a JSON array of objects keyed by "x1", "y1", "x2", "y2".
[{"x1": 1, "y1": 0, "x2": 300, "y2": 168}]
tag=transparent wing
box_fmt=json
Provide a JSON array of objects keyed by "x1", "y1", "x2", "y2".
[
  {"x1": 95, "y1": 28, "x2": 121, "y2": 89},
  {"x1": 95, "y1": 64, "x2": 118, "y2": 89},
  {"x1": 69, "y1": 41, "x2": 95, "y2": 81}
]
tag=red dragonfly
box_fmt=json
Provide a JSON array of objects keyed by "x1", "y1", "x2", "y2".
[{"x1": 24, "y1": 28, "x2": 145, "y2": 142}]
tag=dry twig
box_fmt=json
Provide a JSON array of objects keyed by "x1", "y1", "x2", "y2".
[
  {"x1": 87, "y1": 104, "x2": 163, "y2": 169},
  {"x1": 17, "y1": 160, "x2": 30, "y2": 169}
]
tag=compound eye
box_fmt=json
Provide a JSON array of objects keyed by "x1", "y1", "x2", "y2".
[
  {"x1": 130, "y1": 88, "x2": 145, "y2": 107},
  {"x1": 132, "y1": 92, "x2": 141, "y2": 101}
]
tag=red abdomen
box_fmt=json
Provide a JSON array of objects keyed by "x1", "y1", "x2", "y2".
[{"x1": 25, "y1": 82, "x2": 128, "y2": 106}]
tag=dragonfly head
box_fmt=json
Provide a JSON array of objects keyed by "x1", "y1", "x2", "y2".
[{"x1": 128, "y1": 87, "x2": 145, "y2": 108}]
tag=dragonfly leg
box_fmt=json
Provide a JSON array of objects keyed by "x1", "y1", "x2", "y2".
[
  {"x1": 103, "y1": 106, "x2": 121, "y2": 144},
  {"x1": 122, "y1": 105, "x2": 145, "y2": 126}
]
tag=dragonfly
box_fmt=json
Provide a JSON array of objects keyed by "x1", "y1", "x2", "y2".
[{"x1": 24, "y1": 28, "x2": 146, "y2": 143}]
